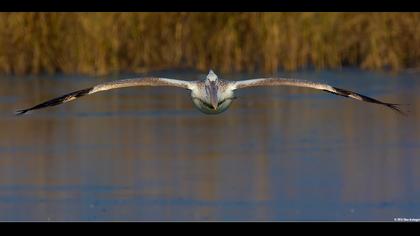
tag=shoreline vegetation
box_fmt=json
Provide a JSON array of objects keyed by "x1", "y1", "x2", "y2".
[{"x1": 1, "y1": 13, "x2": 420, "y2": 76}]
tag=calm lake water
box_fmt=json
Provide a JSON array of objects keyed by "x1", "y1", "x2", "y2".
[{"x1": 0, "y1": 69, "x2": 419, "y2": 221}]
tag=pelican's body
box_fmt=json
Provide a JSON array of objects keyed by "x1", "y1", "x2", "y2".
[
  {"x1": 16, "y1": 70, "x2": 405, "y2": 115},
  {"x1": 190, "y1": 71, "x2": 235, "y2": 114}
]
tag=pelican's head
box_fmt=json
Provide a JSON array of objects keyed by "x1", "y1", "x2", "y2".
[
  {"x1": 206, "y1": 70, "x2": 218, "y2": 82},
  {"x1": 205, "y1": 70, "x2": 219, "y2": 110}
]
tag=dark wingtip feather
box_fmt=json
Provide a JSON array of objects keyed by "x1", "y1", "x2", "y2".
[
  {"x1": 15, "y1": 109, "x2": 29, "y2": 116},
  {"x1": 385, "y1": 103, "x2": 410, "y2": 116},
  {"x1": 330, "y1": 86, "x2": 408, "y2": 116},
  {"x1": 14, "y1": 87, "x2": 93, "y2": 116}
]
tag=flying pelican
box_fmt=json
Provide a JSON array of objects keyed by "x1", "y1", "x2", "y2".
[{"x1": 15, "y1": 70, "x2": 404, "y2": 115}]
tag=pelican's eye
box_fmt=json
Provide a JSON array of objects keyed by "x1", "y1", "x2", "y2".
[
  {"x1": 196, "y1": 98, "x2": 214, "y2": 109},
  {"x1": 218, "y1": 99, "x2": 227, "y2": 106}
]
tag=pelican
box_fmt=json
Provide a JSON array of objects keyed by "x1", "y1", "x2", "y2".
[{"x1": 15, "y1": 70, "x2": 404, "y2": 115}]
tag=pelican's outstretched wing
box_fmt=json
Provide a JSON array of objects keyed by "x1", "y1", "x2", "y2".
[
  {"x1": 16, "y1": 78, "x2": 195, "y2": 115},
  {"x1": 232, "y1": 78, "x2": 405, "y2": 114}
]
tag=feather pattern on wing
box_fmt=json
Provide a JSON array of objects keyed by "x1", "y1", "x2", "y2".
[
  {"x1": 232, "y1": 78, "x2": 405, "y2": 114},
  {"x1": 16, "y1": 77, "x2": 194, "y2": 115}
]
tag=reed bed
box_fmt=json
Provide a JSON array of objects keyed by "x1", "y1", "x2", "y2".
[{"x1": 0, "y1": 13, "x2": 419, "y2": 75}]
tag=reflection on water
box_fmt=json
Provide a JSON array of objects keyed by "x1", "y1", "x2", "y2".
[{"x1": 0, "y1": 69, "x2": 419, "y2": 221}]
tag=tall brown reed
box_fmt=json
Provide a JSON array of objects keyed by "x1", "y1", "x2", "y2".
[{"x1": 0, "y1": 13, "x2": 419, "y2": 75}]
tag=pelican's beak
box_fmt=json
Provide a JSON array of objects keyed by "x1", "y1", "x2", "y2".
[{"x1": 210, "y1": 82, "x2": 218, "y2": 110}]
